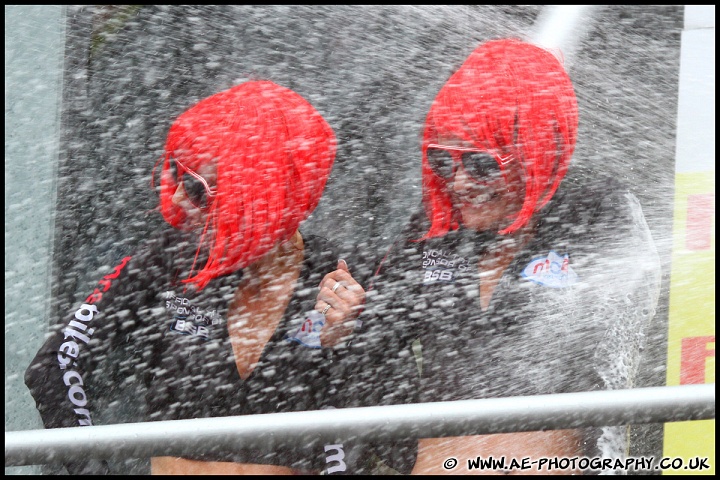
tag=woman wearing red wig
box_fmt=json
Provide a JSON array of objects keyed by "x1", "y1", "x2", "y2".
[
  {"x1": 339, "y1": 38, "x2": 661, "y2": 475},
  {"x1": 25, "y1": 80, "x2": 364, "y2": 475}
]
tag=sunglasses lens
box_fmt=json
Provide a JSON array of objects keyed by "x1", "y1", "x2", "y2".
[
  {"x1": 462, "y1": 151, "x2": 501, "y2": 180},
  {"x1": 427, "y1": 148, "x2": 455, "y2": 179},
  {"x1": 182, "y1": 173, "x2": 208, "y2": 209}
]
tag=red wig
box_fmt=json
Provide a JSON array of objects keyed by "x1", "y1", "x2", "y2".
[
  {"x1": 156, "y1": 81, "x2": 336, "y2": 290},
  {"x1": 421, "y1": 38, "x2": 578, "y2": 238}
]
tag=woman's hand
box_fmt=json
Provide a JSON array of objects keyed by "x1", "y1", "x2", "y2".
[{"x1": 315, "y1": 259, "x2": 366, "y2": 347}]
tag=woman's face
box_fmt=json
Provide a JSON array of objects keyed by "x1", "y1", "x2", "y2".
[
  {"x1": 170, "y1": 161, "x2": 217, "y2": 231},
  {"x1": 434, "y1": 135, "x2": 525, "y2": 233}
]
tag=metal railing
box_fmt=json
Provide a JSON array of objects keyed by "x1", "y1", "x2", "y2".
[{"x1": 5, "y1": 384, "x2": 715, "y2": 467}]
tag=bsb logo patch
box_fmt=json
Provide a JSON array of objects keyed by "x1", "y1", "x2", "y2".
[
  {"x1": 286, "y1": 310, "x2": 325, "y2": 349},
  {"x1": 521, "y1": 251, "x2": 579, "y2": 288},
  {"x1": 422, "y1": 248, "x2": 470, "y2": 285},
  {"x1": 165, "y1": 292, "x2": 220, "y2": 340}
]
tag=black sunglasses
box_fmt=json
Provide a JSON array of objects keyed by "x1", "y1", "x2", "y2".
[
  {"x1": 169, "y1": 158, "x2": 217, "y2": 209},
  {"x1": 426, "y1": 144, "x2": 512, "y2": 182}
]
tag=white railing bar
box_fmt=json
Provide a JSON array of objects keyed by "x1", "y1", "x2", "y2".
[{"x1": 5, "y1": 384, "x2": 715, "y2": 467}]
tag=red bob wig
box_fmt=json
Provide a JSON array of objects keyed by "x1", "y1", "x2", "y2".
[
  {"x1": 421, "y1": 38, "x2": 578, "y2": 238},
  {"x1": 157, "y1": 81, "x2": 336, "y2": 290}
]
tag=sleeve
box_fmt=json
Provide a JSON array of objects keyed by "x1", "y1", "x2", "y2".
[
  {"x1": 23, "y1": 234, "x2": 169, "y2": 474},
  {"x1": 586, "y1": 189, "x2": 662, "y2": 463},
  {"x1": 544, "y1": 181, "x2": 661, "y2": 464},
  {"x1": 582, "y1": 191, "x2": 662, "y2": 388},
  {"x1": 526, "y1": 185, "x2": 662, "y2": 396}
]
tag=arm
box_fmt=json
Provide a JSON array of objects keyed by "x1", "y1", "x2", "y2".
[
  {"x1": 590, "y1": 191, "x2": 662, "y2": 390},
  {"x1": 24, "y1": 255, "x2": 137, "y2": 423},
  {"x1": 23, "y1": 256, "x2": 134, "y2": 474},
  {"x1": 24, "y1": 233, "x2": 167, "y2": 473},
  {"x1": 582, "y1": 190, "x2": 662, "y2": 461}
]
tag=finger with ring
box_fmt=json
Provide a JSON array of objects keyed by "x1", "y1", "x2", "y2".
[
  {"x1": 331, "y1": 281, "x2": 341, "y2": 293},
  {"x1": 321, "y1": 304, "x2": 332, "y2": 315}
]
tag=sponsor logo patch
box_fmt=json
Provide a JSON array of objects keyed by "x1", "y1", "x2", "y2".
[
  {"x1": 521, "y1": 250, "x2": 579, "y2": 288},
  {"x1": 286, "y1": 310, "x2": 325, "y2": 349},
  {"x1": 422, "y1": 248, "x2": 470, "y2": 285},
  {"x1": 165, "y1": 292, "x2": 220, "y2": 340}
]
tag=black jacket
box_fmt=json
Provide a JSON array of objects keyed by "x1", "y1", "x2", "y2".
[
  {"x1": 25, "y1": 227, "x2": 353, "y2": 474},
  {"x1": 338, "y1": 173, "x2": 662, "y2": 474}
]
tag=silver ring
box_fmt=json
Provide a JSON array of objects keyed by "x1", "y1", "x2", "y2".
[
  {"x1": 321, "y1": 304, "x2": 332, "y2": 315},
  {"x1": 331, "y1": 282, "x2": 341, "y2": 293}
]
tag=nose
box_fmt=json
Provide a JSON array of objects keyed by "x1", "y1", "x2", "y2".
[
  {"x1": 451, "y1": 164, "x2": 473, "y2": 195},
  {"x1": 171, "y1": 182, "x2": 186, "y2": 206}
]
